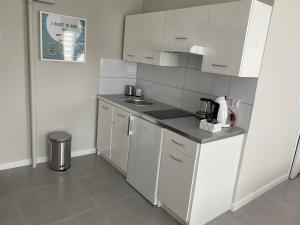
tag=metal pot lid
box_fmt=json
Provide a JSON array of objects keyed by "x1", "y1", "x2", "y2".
[{"x1": 48, "y1": 132, "x2": 72, "y2": 142}]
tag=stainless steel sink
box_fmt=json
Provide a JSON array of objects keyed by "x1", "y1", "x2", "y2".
[{"x1": 122, "y1": 98, "x2": 154, "y2": 106}]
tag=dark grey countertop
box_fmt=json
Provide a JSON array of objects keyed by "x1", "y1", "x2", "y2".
[{"x1": 97, "y1": 94, "x2": 246, "y2": 144}]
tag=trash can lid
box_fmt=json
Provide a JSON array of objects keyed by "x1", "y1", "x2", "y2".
[{"x1": 48, "y1": 132, "x2": 72, "y2": 142}]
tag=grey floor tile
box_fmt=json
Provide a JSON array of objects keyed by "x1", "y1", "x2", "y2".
[
  {"x1": 8, "y1": 163, "x2": 71, "y2": 193},
  {"x1": 102, "y1": 195, "x2": 179, "y2": 225},
  {"x1": 78, "y1": 170, "x2": 137, "y2": 207},
  {"x1": 0, "y1": 171, "x2": 13, "y2": 196},
  {"x1": 69, "y1": 155, "x2": 113, "y2": 178},
  {"x1": 240, "y1": 192, "x2": 300, "y2": 225},
  {"x1": 0, "y1": 195, "x2": 24, "y2": 225},
  {"x1": 51, "y1": 209, "x2": 112, "y2": 225},
  {"x1": 206, "y1": 211, "x2": 259, "y2": 225},
  {"x1": 17, "y1": 179, "x2": 95, "y2": 225}
]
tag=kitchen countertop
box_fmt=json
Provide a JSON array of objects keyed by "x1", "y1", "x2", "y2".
[{"x1": 97, "y1": 94, "x2": 246, "y2": 144}]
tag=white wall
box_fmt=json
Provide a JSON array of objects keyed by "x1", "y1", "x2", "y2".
[
  {"x1": 142, "y1": 0, "x2": 273, "y2": 12},
  {"x1": 0, "y1": 0, "x2": 31, "y2": 164},
  {"x1": 0, "y1": 0, "x2": 143, "y2": 165},
  {"x1": 31, "y1": 0, "x2": 143, "y2": 158},
  {"x1": 234, "y1": 0, "x2": 300, "y2": 202}
]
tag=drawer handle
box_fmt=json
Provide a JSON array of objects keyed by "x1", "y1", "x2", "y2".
[
  {"x1": 127, "y1": 54, "x2": 135, "y2": 57},
  {"x1": 170, "y1": 154, "x2": 184, "y2": 163},
  {"x1": 171, "y1": 139, "x2": 186, "y2": 147},
  {"x1": 145, "y1": 56, "x2": 154, "y2": 60},
  {"x1": 175, "y1": 37, "x2": 188, "y2": 40},
  {"x1": 118, "y1": 113, "x2": 126, "y2": 118},
  {"x1": 102, "y1": 106, "x2": 109, "y2": 110},
  {"x1": 211, "y1": 64, "x2": 228, "y2": 68}
]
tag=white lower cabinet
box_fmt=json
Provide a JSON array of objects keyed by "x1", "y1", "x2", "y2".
[
  {"x1": 97, "y1": 99, "x2": 245, "y2": 225},
  {"x1": 127, "y1": 116, "x2": 163, "y2": 205},
  {"x1": 158, "y1": 144, "x2": 196, "y2": 221},
  {"x1": 97, "y1": 100, "x2": 113, "y2": 159},
  {"x1": 158, "y1": 130, "x2": 244, "y2": 225},
  {"x1": 110, "y1": 107, "x2": 130, "y2": 173}
]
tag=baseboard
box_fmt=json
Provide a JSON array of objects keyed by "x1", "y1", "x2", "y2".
[
  {"x1": 0, "y1": 159, "x2": 31, "y2": 171},
  {"x1": 230, "y1": 173, "x2": 289, "y2": 211},
  {"x1": 0, "y1": 148, "x2": 97, "y2": 171},
  {"x1": 71, "y1": 148, "x2": 96, "y2": 158}
]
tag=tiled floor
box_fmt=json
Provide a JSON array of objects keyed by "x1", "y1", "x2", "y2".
[{"x1": 0, "y1": 154, "x2": 299, "y2": 225}]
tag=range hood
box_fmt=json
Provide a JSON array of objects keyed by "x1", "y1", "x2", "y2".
[{"x1": 154, "y1": 44, "x2": 205, "y2": 56}]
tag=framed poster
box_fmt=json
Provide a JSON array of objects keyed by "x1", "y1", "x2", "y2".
[{"x1": 40, "y1": 11, "x2": 87, "y2": 63}]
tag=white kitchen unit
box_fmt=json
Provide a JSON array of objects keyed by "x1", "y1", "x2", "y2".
[
  {"x1": 97, "y1": 100, "x2": 114, "y2": 159},
  {"x1": 123, "y1": 0, "x2": 272, "y2": 77},
  {"x1": 127, "y1": 116, "x2": 163, "y2": 205},
  {"x1": 97, "y1": 100, "x2": 131, "y2": 174},
  {"x1": 123, "y1": 11, "x2": 180, "y2": 67},
  {"x1": 201, "y1": 0, "x2": 272, "y2": 77},
  {"x1": 110, "y1": 107, "x2": 131, "y2": 173},
  {"x1": 163, "y1": 6, "x2": 210, "y2": 49},
  {"x1": 158, "y1": 129, "x2": 245, "y2": 225}
]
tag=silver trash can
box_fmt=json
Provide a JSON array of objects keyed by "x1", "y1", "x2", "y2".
[{"x1": 48, "y1": 132, "x2": 72, "y2": 171}]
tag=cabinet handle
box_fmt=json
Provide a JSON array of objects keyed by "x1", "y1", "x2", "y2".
[
  {"x1": 171, "y1": 139, "x2": 186, "y2": 147},
  {"x1": 175, "y1": 37, "x2": 188, "y2": 40},
  {"x1": 145, "y1": 56, "x2": 154, "y2": 60},
  {"x1": 211, "y1": 64, "x2": 228, "y2": 68},
  {"x1": 169, "y1": 154, "x2": 184, "y2": 163},
  {"x1": 127, "y1": 54, "x2": 135, "y2": 57},
  {"x1": 127, "y1": 116, "x2": 134, "y2": 136},
  {"x1": 118, "y1": 113, "x2": 126, "y2": 118},
  {"x1": 102, "y1": 106, "x2": 109, "y2": 110}
]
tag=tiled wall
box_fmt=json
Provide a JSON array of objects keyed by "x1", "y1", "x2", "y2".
[
  {"x1": 99, "y1": 59, "x2": 137, "y2": 95},
  {"x1": 136, "y1": 56, "x2": 258, "y2": 130}
]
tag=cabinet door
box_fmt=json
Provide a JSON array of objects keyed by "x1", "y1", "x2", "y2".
[
  {"x1": 201, "y1": 1, "x2": 251, "y2": 76},
  {"x1": 127, "y1": 116, "x2": 163, "y2": 204},
  {"x1": 140, "y1": 12, "x2": 165, "y2": 65},
  {"x1": 111, "y1": 107, "x2": 130, "y2": 173},
  {"x1": 123, "y1": 12, "x2": 165, "y2": 65},
  {"x1": 97, "y1": 101, "x2": 113, "y2": 159},
  {"x1": 163, "y1": 6, "x2": 209, "y2": 48},
  {"x1": 123, "y1": 14, "x2": 144, "y2": 62},
  {"x1": 158, "y1": 144, "x2": 195, "y2": 221}
]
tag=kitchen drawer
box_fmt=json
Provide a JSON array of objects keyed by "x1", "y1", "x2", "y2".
[
  {"x1": 99, "y1": 100, "x2": 113, "y2": 111},
  {"x1": 163, "y1": 129, "x2": 198, "y2": 159},
  {"x1": 158, "y1": 144, "x2": 196, "y2": 221}
]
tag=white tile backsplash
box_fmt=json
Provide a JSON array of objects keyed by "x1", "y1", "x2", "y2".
[
  {"x1": 136, "y1": 62, "x2": 258, "y2": 130},
  {"x1": 136, "y1": 63, "x2": 155, "y2": 81},
  {"x1": 229, "y1": 77, "x2": 258, "y2": 104},
  {"x1": 99, "y1": 77, "x2": 136, "y2": 95},
  {"x1": 184, "y1": 69, "x2": 231, "y2": 97},
  {"x1": 136, "y1": 79, "x2": 153, "y2": 98},
  {"x1": 100, "y1": 59, "x2": 137, "y2": 79},
  {"x1": 99, "y1": 59, "x2": 137, "y2": 95},
  {"x1": 99, "y1": 58, "x2": 257, "y2": 130},
  {"x1": 181, "y1": 90, "x2": 212, "y2": 113},
  {"x1": 151, "y1": 83, "x2": 183, "y2": 108},
  {"x1": 154, "y1": 66, "x2": 186, "y2": 88},
  {"x1": 232, "y1": 103, "x2": 253, "y2": 130}
]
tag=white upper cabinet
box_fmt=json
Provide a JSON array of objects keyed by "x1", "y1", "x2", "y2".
[
  {"x1": 123, "y1": 12, "x2": 180, "y2": 66},
  {"x1": 123, "y1": 14, "x2": 143, "y2": 63},
  {"x1": 123, "y1": 0, "x2": 272, "y2": 76},
  {"x1": 163, "y1": 6, "x2": 210, "y2": 49},
  {"x1": 201, "y1": 0, "x2": 272, "y2": 77}
]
